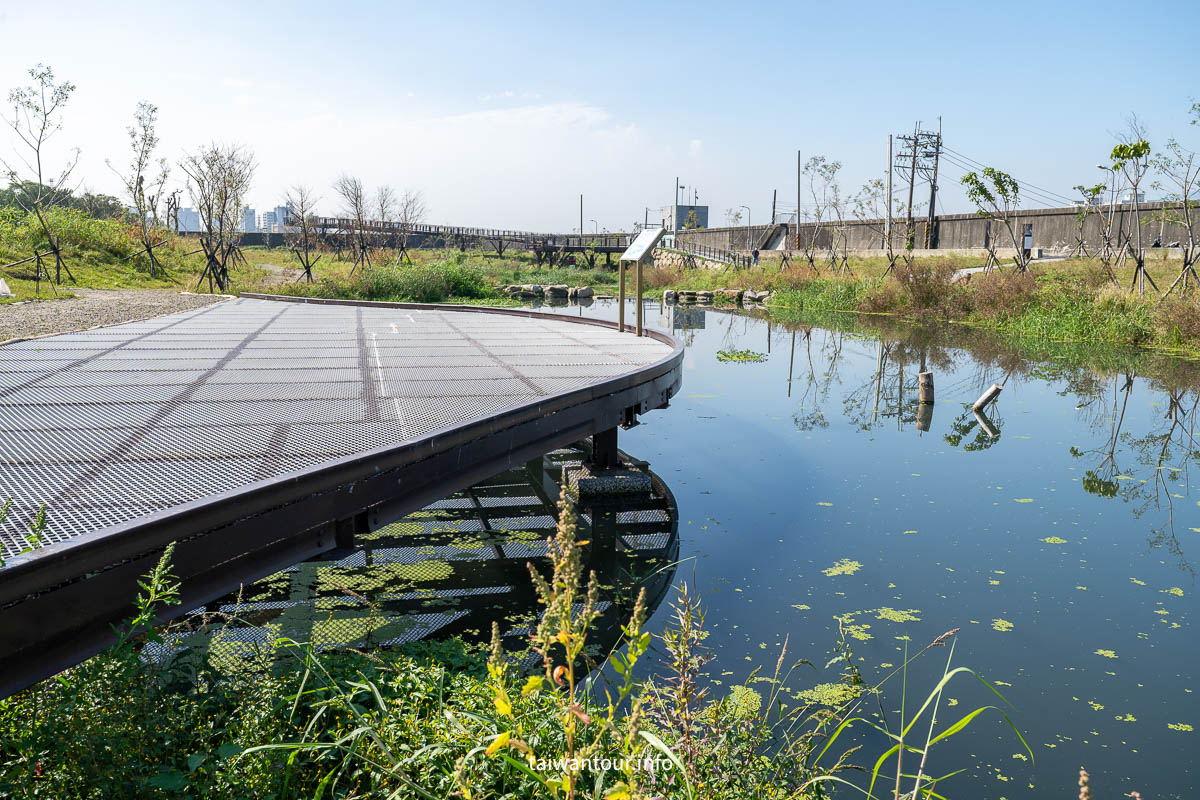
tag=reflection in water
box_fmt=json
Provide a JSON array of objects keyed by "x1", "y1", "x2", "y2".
[
  {"x1": 170, "y1": 445, "x2": 677, "y2": 661},
  {"x1": 555, "y1": 298, "x2": 1199, "y2": 798}
]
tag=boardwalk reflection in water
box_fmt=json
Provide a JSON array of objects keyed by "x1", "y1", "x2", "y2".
[{"x1": 164, "y1": 444, "x2": 678, "y2": 662}]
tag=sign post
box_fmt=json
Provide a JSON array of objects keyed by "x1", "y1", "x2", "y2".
[{"x1": 619, "y1": 227, "x2": 666, "y2": 336}]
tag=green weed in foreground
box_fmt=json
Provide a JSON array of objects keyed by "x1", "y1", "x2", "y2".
[{"x1": 0, "y1": 492, "x2": 1030, "y2": 799}]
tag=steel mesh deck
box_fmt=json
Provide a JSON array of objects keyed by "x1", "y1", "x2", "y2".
[{"x1": 0, "y1": 298, "x2": 673, "y2": 560}]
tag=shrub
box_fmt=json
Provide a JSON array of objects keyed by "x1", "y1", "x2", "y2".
[
  {"x1": 858, "y1": 279, "x2": 904, "y2": 314},
  {"x1": 358, "y1": 253, "x2": 492, "y2": 302},
  {"x1": 1155, "y1": 295, "x2": 1200, "y2": 347},
  {"x1": 893, "y1": 260, "x2": 958, "y2": 312},
  {"x1": 969, "y1": 268, "x2": 1038, "y2": 319}
]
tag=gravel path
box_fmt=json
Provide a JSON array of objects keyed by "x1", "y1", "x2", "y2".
[{"x1": 0, "y1": 289, "x2": 230, "y2": 343}]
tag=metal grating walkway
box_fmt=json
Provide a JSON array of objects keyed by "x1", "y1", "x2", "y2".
[{"x1": 0, "y1": 297, "x2": 674, "y2": 560}]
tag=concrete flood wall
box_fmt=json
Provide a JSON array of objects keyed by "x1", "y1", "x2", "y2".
[{"x1": 674, "y1": 202, "x2": 1193, "y2": 257}]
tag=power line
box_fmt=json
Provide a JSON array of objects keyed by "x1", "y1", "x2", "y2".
[
  {"x1": 941, "y1": 145, "x2": 1077, "y2": 205},
  {"x1": 937, "y1": 152, "x2": 1067, "y2": 208}
]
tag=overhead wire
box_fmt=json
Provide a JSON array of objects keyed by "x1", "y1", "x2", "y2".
[
  {"x1": 941, "y1": 145, "x2": 1078, "y2": 206},
  {"x1": 937, "y1": 152, "x2": 1067, "y2": 208}
]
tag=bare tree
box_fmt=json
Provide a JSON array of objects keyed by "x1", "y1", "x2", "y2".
[
  {"x1": 107, "y1": 101, "x2": 170, "y2": 277},
  {"x1": 1071, "y1": 181, "x2": 1120, "y2": 285},
  {"x1": 799, "y1": 155, "x2": 840, "y2": 273},
  {"x1": 827, "y1": 172, "x2": 852, "y2": 276},
  {"x1": 1150, "y1": 107, "x2": 1200, "y2": 297},
  {"x1": 1111, "y1": 118, "x2": 1154, "y2": 296},
  {"x1": 375, "y1": 184, "x2": 396, "y2": 252},
  {"x1": 397, "y1": 188, "x2": 427, "y2": 258},
  {"x1": 283, "y1": 185, "x2": 321, "y2": 282},
  {"x1": 853, "y1": 178, "x2": 903, "y2": 276},
  {"x1": 1, "y1": 64, "x2": 78, "y2": 286},
  {"x1": 333, "y1": 174, "x2": 371, "y2": 273},
  {"x1": 960, "y1": 167, "x2": 1029, "y2": 272},
  {"x1": 180, "y1": 142, "x2": 256, "y2": 292}
]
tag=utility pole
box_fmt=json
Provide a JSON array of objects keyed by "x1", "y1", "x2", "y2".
[
  {"x1": 579, "y1": 194, "x2": 583, "y2": 236},
  {"x1": 906, "y1": 121, "x2": 919, "y2": 230},
  {"x1": 885, "y1": 135, "x2": 893, "y2": 247},
  {"x1": 796, "y1": 150, "x2": 802, "y2": 249},
  {"x1": 673, "y1": 176, "x2": 679, "y2": 233},
  {"x1": 925, "y1": 116, "x2": 942, "y2": 248},
  {"x1": 771, "y1": 189, "x2": 777, "y2": 224}
]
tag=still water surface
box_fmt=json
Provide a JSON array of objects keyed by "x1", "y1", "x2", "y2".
[
  {"x1": 223, "y1": 297, "x2": 1197, "y2": 798},
  {"x1": 534, "y1": 298, "x2": 1198, "y2": 799}
]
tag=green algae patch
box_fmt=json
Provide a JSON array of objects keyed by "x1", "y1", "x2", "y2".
[
  {"x1": 717, "y1": 348, "x2": 767, "y2": 363},
  {"x1": 822, "y1": 558, "x2": 863, "y2": 577},
  {"x1": 1094, "y1": 649, "x2": 1118, "y2": 659},
  {"x1": 992, "y1": 618, "x2": 1014, "y2": 632},
  {"x1": 873, "y1": 607, "x2": 921, "y2": 623},
  {"x1": 1041, "y1": 536, "x2": 1067, "y2": 544},
  {"x1": 1168, "y1": 722, "x2": 1193, "y2": 732},
  {"x1": 794, "y1": 682, "x2": 864, "y2": 707}
]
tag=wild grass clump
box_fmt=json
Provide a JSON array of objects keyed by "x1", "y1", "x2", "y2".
[
  {"x1": 1154, "y1": 295, "x2": 1200, "y2": 348},
  {"x1": 0, "y1": 207, "x2": 208, "y2": 300},
  {"x1": 357, "y1": 252, "x2": 492, "y2": 302},
  {"x1": 893, "y1": 260, "x2": 959, "y2": 312},
  {"x1": 968, "y1": 268, "x2": 1038, "y2": 319},
  {"x1": 771, "y1": 278, "x2": 872, "y2": 313}
]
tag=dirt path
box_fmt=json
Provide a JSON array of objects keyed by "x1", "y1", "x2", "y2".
[{"x1": 0, "y1": 289, "x2": 230, "y2": 343}]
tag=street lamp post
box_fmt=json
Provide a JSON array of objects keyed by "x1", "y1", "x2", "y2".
[
  {"x1": 590, "y1": 219, "x2": 598, "y2": 235},
  {"x1": 740, "y1": 205, "x2": 751, "y2": 250}
]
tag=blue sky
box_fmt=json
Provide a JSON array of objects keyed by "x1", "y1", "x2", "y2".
[{"x1": 2, "y1": 0, "x2": 1197, "y2": 230}]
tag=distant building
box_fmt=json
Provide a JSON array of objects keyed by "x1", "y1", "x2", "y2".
[
  {"x1": 243, "y1": 207, "x2": 258, "y2": 233},
  {"x1": 177, "y1": 207, "x2": 202, "y2": 232},
  {"x1": 660, "y1": 204, "x2": 708, "y2": 231},
  {"x1": 1120, "y1": 190, "x2": 1146, "y2": 204},
  {"x1": 260, "y1": 211, "x2": 277, "y2": 232},
  {"x1": 274, "y1": 203, "x2": 293, "y2": 228}
]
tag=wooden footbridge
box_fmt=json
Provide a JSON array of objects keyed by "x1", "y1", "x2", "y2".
[
  {"x1": 308, "y1": 216, "x2": 634, "y2": 266},
  {"x1": 0, "y1": 294, "x2": 682, "y2": 696}
]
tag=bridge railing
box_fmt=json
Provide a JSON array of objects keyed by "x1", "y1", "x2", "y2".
[
  {"x1": 307, "y1": 217, "x2": 631, "y2": 248},
  {"x1": 671, "y1": 241, "x2": 753, "y2": 269}
]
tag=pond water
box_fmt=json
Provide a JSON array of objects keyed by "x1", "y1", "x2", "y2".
[
  {"x1": 218, "y1": 296, "x2": 1197, "y2": 798},
  {"x1": 529, "y1": 297, "x2": 1198, "y2": 799}
]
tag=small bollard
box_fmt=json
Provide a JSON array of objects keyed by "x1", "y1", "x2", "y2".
[
  {"x1": 973, "y1": 383, "x2": 1003, "y2": 411},
  {"x1": 918, "y1": 371, "x2": 934, "y2": 404}
]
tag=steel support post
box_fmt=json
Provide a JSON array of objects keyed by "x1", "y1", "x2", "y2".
[
  {"x1": 635, "y1": 258, "x2": 643, "y2": 336},
  {"x1": 618, "y1": 262, "x2": 626, "y2": 331},
  {"x1": 591, "y1": 427, "x2": 619, "y2": 469}
]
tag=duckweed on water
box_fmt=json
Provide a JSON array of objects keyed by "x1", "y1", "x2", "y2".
[
  {"x1": 793, "y1": 682, "x2": 865, "y2": 706},
  {"x1": 992, "y1": 618, "x2": 1014, "y2": 632},
  {"x1": 1094, "y1": 649, "x2": 1118, "y2": 659},
  {"x1": 716, "y1": 348, "x2": 767, "y2": 363},
  {"x1": 1167, "y1": 722, "x2": 1193, "y2": 732},
  {"x1": 873, "y1": 607, "x2": 921, "y2": 623},
  {"x1": 1041, "y1": 536, "x2": 1068, "y2": 544},
  {"x1": 822, "y1": 558, "x2": 863, "y2": 577}
]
